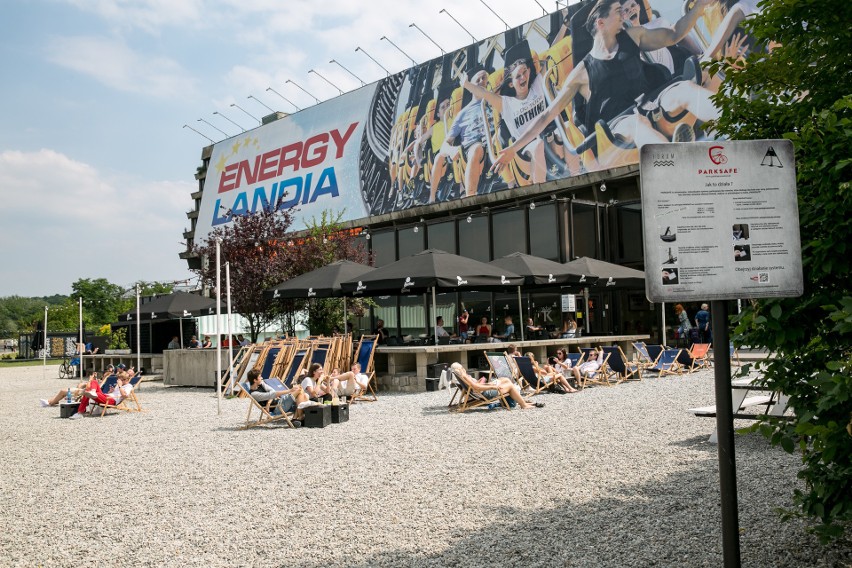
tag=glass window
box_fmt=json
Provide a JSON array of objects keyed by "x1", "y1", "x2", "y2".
[
  {"x1": 372, "y1": 296, "x2": 397, "y2": 338},
  {"x1": 397, "y1": 226, "x2": 425, "y2": 259},
  {"x1": 528, "y1": 292, "x2": 561, "y2": 336},
  {"x1": 461, "y1": 291, "x2": 493, "y2": 338},
  {"x1": 571, "y1": 203, "x2": 597, "y2": 259},
  {"x1": 529, "y1": 203, "x2": 559, "y2": 261},
  {"x1": 370, "y1": 230, "x2": 396, "y2": 267},
  {"x1": 613, "y1": 203, "x2": 643, "y2": 264},
  {"x1": 493, "y1": 292, "x2": 521, "y2": 340},
  {"x1": 458, "y1": 215, "x2": 490, "y2": 262},
  {"x1": 399, "y1": 294, "x2": 427, "y2": 338},
  {"x1": 427, "y1": 220, "x2": 456, "y2": 254},
  {"x1": 492, "y1": 208, "x2": 526, "y2": 258},
  {"x1": 432, "y1": 292, "x2": 458, "y2": 336}
]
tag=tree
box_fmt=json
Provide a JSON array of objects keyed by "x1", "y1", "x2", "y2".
[
  {"x1": 707, "y1": 0, "x2": 852, "y2": 541},
  {"x1": 191, "y1": 200, "x2": 298, "y2": 342}
]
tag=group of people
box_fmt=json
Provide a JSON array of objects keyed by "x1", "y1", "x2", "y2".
[
  {"x1": 245, "y1": 362, "x2": 371, "y2": 426},
  {"x1": 674, "y1": 303, "x2": 712, "y2": 345},
  {"x1": 39, "y1": 364, "x2": 137, "y2": 419},
  {"x1": 168, "y1": 334, "x2": 251, "y2": 349}
]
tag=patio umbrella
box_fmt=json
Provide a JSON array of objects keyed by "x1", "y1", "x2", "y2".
[
  {"x1": 117, "y1": 291, "x2": 217, "y2": 350},
  {"x1": 340, "y1": 249, "x2": 523, "y2": 344},
  {"x1": 563, "y1": 257, "x2": 646, "y2": 334},
  {"x1": 264, "y1": 260, "x2": 376, "y2": 331},
  {"x1": 489, "y1": 253, "x2": 595, "y2": 340}
]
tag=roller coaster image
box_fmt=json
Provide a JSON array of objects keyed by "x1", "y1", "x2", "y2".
[{"x1": 358, "y1": 0, "x2": 759, "y2": 216}]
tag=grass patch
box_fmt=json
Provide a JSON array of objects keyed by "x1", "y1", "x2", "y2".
[{"x1": 0, "y1": 358, "x2": 62, "y2": 367}]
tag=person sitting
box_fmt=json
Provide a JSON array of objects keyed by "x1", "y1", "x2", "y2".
[
  {"x1": 167, "y1": 336, "x2": 181, "y2": 350},
  {"x1": 525, "y1": 317, "x2": 544, "y2": 339},
  {"x1": 551, "y1": 348, "x2": 574, "y2": 376},
  {"x1": 525, "y1": 352, "x2": 577, "y2": 393},
  {"x1": 492, "y1": 316, "x2": 515, "y2": 342},
  {"x1": 188, "y1": 335, "x2": 201, "y2": 348},
  {"x1": 475, "y1": 316, "x2": 492, "y2": 340},
  {"x1": 560, "y1": 318, "x2": 578, "y2": 338},
  {"x1": 331, "y1": 362, "x2": 371, "y2": 402},
  {"x1": 374, "y1": 319, "x2": 390, "y2": 345},
  {"x1": 435, "y1": 316, "x2": 450, "y2": 338},
  {"x1": 246, "y1": 369, "x2": 307, "y2": 422},
  {"x1": 70, "y1": 371, "x2": 133, "y2": 419},
  {"x1": 300, "y1": 363, "x2": 337, "y2": 402},
  {"x1": 201, "y1": 336, "x2": 212, "y2": 348},
  {"x1": 40, "y1": 378, "x2": 90, "y2": 407},
  {"x1": 238, "y1": 334, "x2": 250, "y2": 347},
  {"x1": 449, "y1": 363, "x2": 543, "y2": 409},
  {"x1": 572, "y1": 349, "x2": 602, "y2": 385}
]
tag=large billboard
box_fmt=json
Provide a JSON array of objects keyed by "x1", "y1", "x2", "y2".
[{"x1": 196, "y1": 0, "x2": 762, "y2": 241}]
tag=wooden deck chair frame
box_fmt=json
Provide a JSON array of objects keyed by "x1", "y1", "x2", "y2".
[
  {"x1": 601, "y1": 346, "x2": 641, "y2": 383},
  {"x1": 351, "y1": 334, "x2": 379, "y2": 402},
  {"x1": 484, "y1": 351, "x2": 520, "y2": 387},
  {"x1": 675, "y1": 348, "x2": 701, "y2": 374},
  {"x1": 223, "y1": 345, "x2": 252, "y2": 396},
  {"x1": 448, "y1": 366, "x2": 510, "y2": 413},
  {"x1": 650, "y1": 348, "x2": 683, "y2": 377},
  {"x1": 632, "y1": 342, "x2": 656, "y2": 371},
  {"x1": 688, "y1": 343, "x2": 711, "y2": 370},
  {"x1": 512, "y1": 355, "x2": 552, "y2": 395},
  {"x1": 579, "y1": 351, "x2": 615, "y2": 388},
  {"x1": 95, "y1": 374, "x2": 140, "y2": 417},
  {"x1": 237, "y1": 381, "x2": 298, "y2": 430},
  {"x1": 231, "y1": 345, "x2": 264, "y2": 397}
]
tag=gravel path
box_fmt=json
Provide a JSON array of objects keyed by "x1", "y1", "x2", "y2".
[{"x1": 1, "y1": 364, "x2": 849, "y2": 567}]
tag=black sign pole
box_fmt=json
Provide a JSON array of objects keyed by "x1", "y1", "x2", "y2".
[{"x1": 711, "y1": 300, "x2": 741, "y2": 567}]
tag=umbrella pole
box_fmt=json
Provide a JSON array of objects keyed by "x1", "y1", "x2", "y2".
[
  {"x1": 180, "y1": 318, "x2": 184, "y2": 349},
  {"x1": 136, "y1": 286, "x2": 141, "y2": 373},
  {"x1": 42, "y1": 306, "x2": 48, "y2": 380},
  {"x1": 226, "y1": 262, "x2": 234, "y2": 389},
  {"x1": 215, "y1": 239, "x2": 222, "y2": 415},
  {"x1": 661, "y1": 302, "x2": 667, "y2": 346},
  {"x1": 79, "y1": 297, "x2": 83, "y2": 380},
  {"x1": 432, "y1": 287, "x2": 438, "y2": 345},
  {"x1": 584, "y1": 287, "x2": 590, "y2": 335},
  {"x1": 517, "y1": 286, "x2": 524, "y2": 341},
  {"x1": 343, "y1": 297, "x2": 348, "y2": 335}
]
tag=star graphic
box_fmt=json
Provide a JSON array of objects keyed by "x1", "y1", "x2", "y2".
[
  {"x1": 231, "y1": 141, "x2": 241, "y2": 155},
  {"x1": 215, "y1": 154, "x2": 227, "y2": 174}
]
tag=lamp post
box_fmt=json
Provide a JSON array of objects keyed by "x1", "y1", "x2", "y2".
[
  {"x1": 215, "y1": 237, "x2": 222, "y2": 415},
  {"x1": 266, "y1": 87, "x2": 301, "y2": 111},
  {"x1": 308, "y1": 69, "x2": 344, "y2": 95},
  {"x1": 230, "y1": 103, "x2": 260, "y2": 124},
  {"x1": 42, "y1": 306, "x2": 48, "y2": 380},
  {"x1": 439, "y1": 9, "x2": 478, "y2": 43},
  {"x1": 478, "y1": 0, "x2": 510, "y2": 29},
  {"x1": 329, "y1": 59, "x2": 365, "y2": 86},
  {"x1": 409, "y1": 23, "x2": 445, "y2": 54},
  {"x1": 78, "y1": 297, "x2": 83, "y2": 379},
  {"x1": 355, "y1": 47, "x2": 391, "y2": 76},
  {"x1": 136, "y1": 284, "x2": 141, "y2": 373},
  {"x1": 212, "y1": 111, "x2": 245, "y2": 132},
  {"x1": 247, "y1": 94, "x2": 275, "y2": 113},
  {"x1": 197, "y1": 118, "x2": 228, "y2": 138},
  {"x1": 286, "y1": 79, "x2": 321, "y2": 104},
  {"x1": 182, "y1": 124, "x2": 214, "y2": 143},
  {"x1": 381, "y1": 36, "x2": 417, "y2": 66},
  {"x1": 225, "y1": 261, "x2": 234, "y2": 393}
]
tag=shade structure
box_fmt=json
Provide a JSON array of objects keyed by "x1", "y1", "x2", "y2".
[
  {"x1": 264, "y1": 260, "x2": 375, "y2": 299},
  {"x1": 563, "y1": 257, "x2": 646, "y2": 289},
  {"x1": 340, "y1": 249, "x2": 523, "y2": 296},
  {"x1": 489, "y1": 252, "x2": 595, "y2": 286},
  {"x1": 117, "y1": 291, "x2": 217, "y2": 322}
]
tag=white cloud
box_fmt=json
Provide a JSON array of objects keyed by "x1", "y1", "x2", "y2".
[
  {"x1": 61, "y1": 0, "x2": 206, "y2": 34},
  {"x1": 45, "y1": 35, "x2": 196, "y2": 98},
  {"x1": 0, "y1": 149, "x2": 193, "y2": 296}
]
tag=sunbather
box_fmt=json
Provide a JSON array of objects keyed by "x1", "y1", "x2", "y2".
[
  {"x1": 331, "y1": 362, "x2": 370, "y2": 401},
  {"x1": 70, "y1": 372, "x2": 133, "y2": 419},
  {"x1": 246, "y1": 369, "x2": 307, "y2": 420},
  {"x1": 525, "y1": 352, "x2": 577, "y2": 393},
  {"x1": 301, "y1": 363, "x2": 337, "y2": 402},
  {"x1": 450, "y1": 363, "x2": 543, "y2": 409},
  {"x1": 572, "y1": 350, "x2": 602, "y2": 384},
  {"x1": 40, "y1": 378, "x2": 89, "y2": 407}
]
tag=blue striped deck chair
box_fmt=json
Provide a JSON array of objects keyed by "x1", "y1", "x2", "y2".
[
  {"x1": 632, "y1": 342, "x2": 655, "y2": 371},
  {"x1": 352, "y1": 335, "x2": 378, "y2": 402},
  {"x1": 237, "y1": 381, "x2": 298, "y2": 430},
  {"x1": 576, "y1": 350, "x2": 612, "y2": 389},
  {"x1": 601, "y1": 346, "x2": 641, "y2": 383},
  {"x1": 448, "y1": 364, "x2": 510, "y2": 413},
  {"x1": 675, "y1": 349, "x2": 700, "y2": 374},
  {"x1": 282, "y1": 348, "x2": 310, "y2": 388},
  {"x1": 579, "y1": 347, "x2": 597, "y2": 361},
  {"x1": 649, "y1": 348, "x2": 682, "y2": 377},
  {"x1": 513, "y1": 355, "x2": 551, "y2": 395},
  {"x1": 645, "y1": 344, "x2": 664, "y2": 366}
]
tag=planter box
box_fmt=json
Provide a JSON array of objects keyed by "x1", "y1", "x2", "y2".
[{"x1": 105, "y1": 349, "x2": 131, "y2": 355}]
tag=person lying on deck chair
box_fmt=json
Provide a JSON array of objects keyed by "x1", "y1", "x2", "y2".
[
  {"x1": 301, "y1": 363, "x2": 341, "y2": 403},
  {"x1": 70, "y1": 371, "x2": 133, "y2": 419},
  {"x1": 572, "y1": 350, "x2": 602, "y2": 384},
  {"x1": 246, "y1": 369, "x2": 308, "y2": 421},
  {"x1": 450, "y1": 363, "x2": 543, "y2": 409},
  {"x1": 526, "y1": 352, "x2": 577, "y2": 393},
  {"x1": 40, "y1": 378, "x2": 90, "y2": 407},
  {"x1": 330, "y1": 362, "x2": 371, "y2": 402}
]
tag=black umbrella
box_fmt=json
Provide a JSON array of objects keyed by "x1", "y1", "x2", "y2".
[
  {"x1": 490, "y1": 252, "x2": 593, "y2": 286},
  {"x1": 563, "y1": 257, "x2": 645, "y2": 289},
  {"x1": 340, "y1": 249, "x2": 523, "y2": 345},
  {"x1": 117, "y1": 291, "x2": 217, "y2": 322},
  {"x1": 264, "y1": 260, "x2": 375, "y2": 299},
  {"x1": 340, "y1": 249, "x2": 523, "y2": 296}
]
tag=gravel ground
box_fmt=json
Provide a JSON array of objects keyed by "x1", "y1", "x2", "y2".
[{"x1": 1, "y1": 364, "x2": 849, "y2": 567}]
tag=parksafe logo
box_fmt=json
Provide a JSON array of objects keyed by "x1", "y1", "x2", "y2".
[{"x1": 709, "y1": 146, "x2": 727, "y2": 165}]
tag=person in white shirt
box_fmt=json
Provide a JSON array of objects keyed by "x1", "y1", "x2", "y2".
[
  {"x1": 332, "y1": 362, "x2": 371, "y2": 401},
  {"x1": 70, "y1": 372, "x2": 133, "y2": 419},
  {"x1": 572, "y1": 350, "x2": 602, "y2": 384},
  {"x1": 435, "y1": 316, "x2": 449, "y2": 338}
]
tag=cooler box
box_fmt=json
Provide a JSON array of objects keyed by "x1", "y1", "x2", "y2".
[
  {"x1": 60, "y1": 402, "x2": 77, "y2": 418},
  {"x1": 304, "y1": 404, "x2": 331, "y2": 428},
  {"x1": 331, "y1": 404, "x2": 349, "y2": 424}
]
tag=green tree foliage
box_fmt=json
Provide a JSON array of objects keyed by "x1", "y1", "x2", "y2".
[{"x1": 707, "y1": 0, "x2": 852, "y2": 541}]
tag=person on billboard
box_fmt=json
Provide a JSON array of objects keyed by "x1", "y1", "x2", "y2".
[
  {"x1": 491, "y1": 0, "x2": 718, "y2": 171},
  {"x1": 429, "y1": 66, "x2": 491, "y2": 202},
  {"x1": 620, "y1": 0, "x2": 703, "y2": 75},
  {"x1": 460, "y1": 40, "x2": 550, "y2": 185}
]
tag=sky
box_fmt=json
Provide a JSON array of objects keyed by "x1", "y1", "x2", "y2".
[{"x1": 0, "y1": 0, "x2": 567, "y2": 298}]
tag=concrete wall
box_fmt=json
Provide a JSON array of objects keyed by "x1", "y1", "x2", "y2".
[{"x1": 163, "y1": 349, "x2": 230, "y2": 387}]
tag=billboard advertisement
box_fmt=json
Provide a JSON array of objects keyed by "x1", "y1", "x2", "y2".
[{"x1": 196, "y1": 0, "x2": 762, "y2": 241}]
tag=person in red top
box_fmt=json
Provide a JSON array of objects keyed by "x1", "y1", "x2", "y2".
[
  {"x1": 220, "y1": 334, "x2": 230, "y2": 348},
  {"x1": 70, "y1": 371, "x2": 133, "y2": 419}
]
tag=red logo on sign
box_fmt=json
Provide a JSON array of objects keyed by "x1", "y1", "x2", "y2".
[{"x1": 709, "y1": 146, "x2": 727, "y2": 165}]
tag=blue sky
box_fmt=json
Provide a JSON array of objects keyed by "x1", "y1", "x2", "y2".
[{"x1": 0, "y1": 0, "x2": 565, "y2": 297}]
